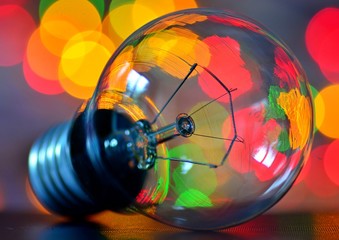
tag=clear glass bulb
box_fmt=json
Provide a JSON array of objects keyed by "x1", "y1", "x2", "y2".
[{"x1": 29, "y1": 8, "x2": 314, "y2": 230}]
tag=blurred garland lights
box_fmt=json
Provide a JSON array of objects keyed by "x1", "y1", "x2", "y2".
[{"x1": 0, "y1": 1, "x2": 338, "y2": 207}]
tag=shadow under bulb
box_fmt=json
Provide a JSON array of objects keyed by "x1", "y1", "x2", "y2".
[{"x1": 28, "y1": 8, "x2": 314, "y2": 230}]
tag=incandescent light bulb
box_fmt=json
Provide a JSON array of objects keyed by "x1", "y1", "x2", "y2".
[{"x1": 29, "y1": 8, "x2": 313, "y2": 230}]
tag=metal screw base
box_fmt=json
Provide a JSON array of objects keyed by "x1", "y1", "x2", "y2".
[{"x1": 28, "y1": 122, "x2": 100, "y2": 216}]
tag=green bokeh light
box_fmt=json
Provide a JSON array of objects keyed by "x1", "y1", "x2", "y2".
[
  {"x1": 277, "y1": 129, "x2": 290, "y2": 152},
  {"x1": 109, "y1": 0, "x2": 135, "y2": 11},
  {"x1": 310, "y1": 84, "x2": 318, "y2": 133},
  {"x1": 39, "y1": 0, "x2": 105, "y2": 19},
  {"x1": 175, "y1": 189, "x2": 213, "y2": 208},
  {"x1": 169, "y1": 144, "x2": 217, "y2": 206},
  {"x1": 266, "y1": 85, "x2": 286, "y2": 120}
]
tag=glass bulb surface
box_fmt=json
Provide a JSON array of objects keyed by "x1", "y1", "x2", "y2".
[
  {"x1": 28, "y1": 8, "x2": 313, "y2": 230},
  {"x1": 81, "y1": 8, "x2": 313, "y2": 229}
]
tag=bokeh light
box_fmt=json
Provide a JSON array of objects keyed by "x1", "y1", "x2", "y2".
[
  {"x1": 189, "y1": 101, "x2": 229, "y2": 150},
  {"x1": 39, "y1": 0, "x2": 102, "y2": 57},
  {"x1": 108, "y1": 4, "x2": 158, "y2": 41},
  {"x1": 59, "y1": 31, "x2": 114, "y2": 99},
  {"x1": 306, "y1": 7, "x2": 339, "y2": 83},
  {"x1": 26, "y1": 28, "x2": 60, "y2": 81},
  {"x1": 0, "y1": 5, "x2": 35, "y2": 66},
  {"x1": 23, "y1": 54, "x2": 64, "y2": 95},
  {"x1": 277, "y1": 88, "x2": 312, "y2": 150},
  {"x1": 304, "y1": 145, "x2": 338, "y2": 198},
  {"x1": 315, "y1": 85, "x2": 339, "y2": 138},
  {"x1": 136, "y1": 27, "x2": 210, "y2": 78},
  {"x1": 0, "y1": 0, "x2": 28, "y2": 5},
  {"x1": 225, "y1": 106, "x2": 289, "y2": 182},
  {"x1": 39, "y1": 0, "x2": 105, "y2": 20},
  {"x1": 106, "y1": 0, "x2": 198, "y2": 44},
  {"x1": 323, "y1": 140, "x2": 339, "y2": 186},
  {"x1": 198, "y1": 36, "x2": 252, "y2": 102},
  {"x1": 173, "y1": 0, "x2": 198, "y2": 9},
  {"x1": 170, "y1": 144, "x2": 217, "y2": 207},
  {"x1": 306, "y1": 8, "x2": 339, "y2": 62},
  {"x1": 309, "y1": 85, "x2": 319, "y2": 133},
  {"x1": 102, "y1": 11, "x2": 125, "y2": 48}
]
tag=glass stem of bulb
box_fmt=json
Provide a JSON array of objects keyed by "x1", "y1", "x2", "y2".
[
  {"x1": 150, "y1": 122, "x2": 179, "y2": 144},
  {"x1": 128, "y1": 113, "x2": 195, "y2": 170}
]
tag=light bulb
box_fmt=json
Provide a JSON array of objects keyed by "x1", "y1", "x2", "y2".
[{"x1": 28, "y1": 8, "x2": 314, "y2": 230}]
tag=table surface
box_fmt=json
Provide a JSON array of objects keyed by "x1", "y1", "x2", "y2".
[{"x1": 0, "y1": 211, "x2": 338, "y2": 240}]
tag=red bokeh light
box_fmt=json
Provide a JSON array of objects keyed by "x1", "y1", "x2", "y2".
[
  {"x1": 323, "y1": 139, "x2": 339, "y2": 186},
  {"x1": 198, "y1": 36, "x2": 252, "y2": 102},
  {"x1": 274, "y1": 47, "x2": 300, "y2": 89},
  {"x1": 305, "y1": 7, "x2": 339, "y2": 83},
  {"x1": 0, "y1": 5, "x2": 36, "y2": 66},
  {"x1": 225, "y1": 107, "x2": 288, "y2": 182},
  {"x1": 23, "y1": 54, "x2": 64, "y2": 95},
  {"x1": 304, "y1": 145, "x2": 338, "y2": 198},
  {"x1": 317, "y1": 29, "x2": 339, "y2": 80},
  {"x1": 0, "y1": 0, "x2": 28, "y2": 6},
  {"x1": 293, "y1": 151, "x2": 311, "y2": 185}
]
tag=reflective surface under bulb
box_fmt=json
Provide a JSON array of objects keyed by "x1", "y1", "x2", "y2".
[{"x1": 29, "y1": 8, "x2": 314, "y2": 230}]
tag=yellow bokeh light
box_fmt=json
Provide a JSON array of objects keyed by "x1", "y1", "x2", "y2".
[
  {"x1": 58, "y1": 69, "x2": 97, "y2": 99},
  {"x1": 65, "y1": 31, "x2": 116, "y2": 54},
  {"x1": 108, "y1": 4, "x2": 137, "y2": 40},
  {"x1": 315, "y1": 85, "x2": 339, "y2": 138},
  {"x1": 61, "y1": 41, "x2": 110, "y2": 86},
  {"x1": 40, "y1": 19, "x2": 79, "y2": 56},
  {"x1": 134, "y1": 0, "x2": 175, "y2": 15},
  {"x1": 133, "y1": 27, "x2": 210, "y2": 78},
  {"x1": 189, "y1": 101, "x2": 229, "y2": 153},
  {"x1": 59, "y1": 36, "x2": 113, "y2": 99},
  {"x1": 132, "y1": 3, "x2": 163, "y2": 31},
  {"x1": 107, "y1": 0, "x2": 178, "y2": 41},
  {"x1": 314, "y1": 89, "x2": 325, "y2": 131},
  {"x1": 102, "y1": 11, "x2": 125, "y2": 48},
  {"x1": 133, "y1": 0, "x2": 175, "y2": 26},
  {"x1": 40, "y1": 0, "x2": 102, "y2": 56},
  {"x1": 277, "y1": 88, "x2": 312, "y2": 149}
]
